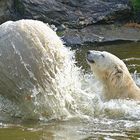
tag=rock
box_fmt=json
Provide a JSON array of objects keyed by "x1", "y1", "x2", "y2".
[
  {"x1": 135, "y1": 11, "x2": 140, "y2": 23},
  {"x1": 14, "y1": 0, "x2": 132, "y2": 28},
  {"x1": 0, "y1": 0, "x2": 136, "y2": 47},
  {"x1": 62, "y1": 24, "x2": 140, "y2": 46},
  {"x1": 0, "y1": 0, "x2": 15, "y2": 24}
]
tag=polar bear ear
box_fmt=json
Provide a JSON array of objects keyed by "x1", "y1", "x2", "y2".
[
  {"x1": 114, "y1": 65, "x2": 123, "y2": 76},
  {"x1": 113, "y1": 65, "x2": 124, "y2": 80}
]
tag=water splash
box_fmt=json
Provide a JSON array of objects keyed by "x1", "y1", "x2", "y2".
[{"x1": 0, "y1": 20, "x2": 140, "y2": 122}]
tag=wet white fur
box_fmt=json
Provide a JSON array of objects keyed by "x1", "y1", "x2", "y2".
[{"x1": 87, "y1": 50, "x2": 140, "y2": 101}]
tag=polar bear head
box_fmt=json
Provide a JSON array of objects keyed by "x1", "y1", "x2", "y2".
[
  {"x1": 86, "y1": 50, "x2": 140, "y2": 100},
  {"x1": 86, "y1": 50, "x2": 128, "y2": 81}
]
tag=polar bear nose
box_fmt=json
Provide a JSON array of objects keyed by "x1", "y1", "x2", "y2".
[
  {"x1": 86, "y1": 50, "x2": 95, "y2": 63},
  {"x1": 87, "y1": 51, "x2": 91, "y2": 55}
]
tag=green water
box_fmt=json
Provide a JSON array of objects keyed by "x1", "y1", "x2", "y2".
[
  {"x1": 0, "y1": 42, "x2": 140, "y2": 140},
  {"x1": 1, "y1": 117, "x2": 140, "y2": 140},
  {"x1": 75, "y1": 42, "x2": 140, "y2": 73}
]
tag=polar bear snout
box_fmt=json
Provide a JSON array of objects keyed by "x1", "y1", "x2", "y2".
[
  {"x1": 87, "y1": 50, "x2": 91, "y2": 55},
  {"x1": 86, "y1": 50, "x2": 105, "y2": 64},
  {"x1": 86, "y1": 50, "x2": 95, "y2": 63}
]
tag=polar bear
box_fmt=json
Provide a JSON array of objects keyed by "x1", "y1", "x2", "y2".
[{"x1": 86, "y1": 50, "x2": 140, "y2": 101}]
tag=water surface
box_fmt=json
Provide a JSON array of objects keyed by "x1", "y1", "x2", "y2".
[{"x1": 0, "y1": 42, "x2": 140, "y2": 140}]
